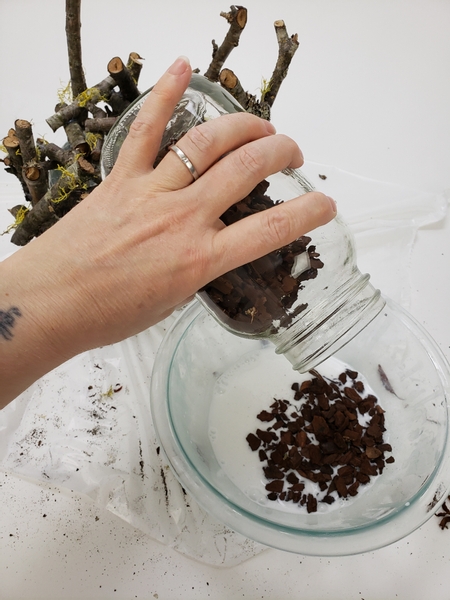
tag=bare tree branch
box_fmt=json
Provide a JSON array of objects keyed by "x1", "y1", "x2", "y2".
[
  {"x1": 126, "y1": 52, "x2": 144, "y2": 85},
  {"x1": 14, "y1": 120, "x2": 38, "y2": 165},
  {"x1": 219, "y1": 68, "x2": 270, "y2": 119},
  {"x1": 3, "y1": 5, "x2": 300, "y2": 244},
  {"x1": 107, "y1": 56, "x2": 140, "y2": 102},
  {"x1": 261, "y1": 20, "x2": 299, "y2": 108},
  {"x1": 11, "y1": 157, "x2": 99, "y2": 246},
  {"x1": 23, "y1": 164, "x2": 49, "y2": 206},
  {"x1": 65, "y1": 0, "x2": 87, "y2": 97},
  {"x1": 219, "y1": 68, "x2": 248, "y2": 107},
  {"x1": 46, "y1": 76, "x2": 116, "y2": 132},
  {"x1": 204, "y1": 6, "x2": 247, "y2": 82},
  {"x1": 85, "y1": 117, "x2": 117, "y2": 133},
  {"x1": 37, "y1": 139, "x2": 75, "y2": 166}
]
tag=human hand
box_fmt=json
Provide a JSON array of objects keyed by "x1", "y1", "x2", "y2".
[{"x1": 0, "y1": 56, "x2": 336, "y2": 405}]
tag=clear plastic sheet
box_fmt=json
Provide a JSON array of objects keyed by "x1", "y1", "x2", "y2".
[
  {"x1": 0, "y1": 322, "x2": 263, "y2": 565},
  {"x1": 302, "y1": 162, "x2": 448, "y2": 308},
  {"x1": 0, "y1": 165, "x2": 447, "y2": 566}
]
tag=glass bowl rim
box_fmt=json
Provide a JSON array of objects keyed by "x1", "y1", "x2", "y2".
[{"x1": 150, "y1": 299, "x2": 450, "y2": 556}]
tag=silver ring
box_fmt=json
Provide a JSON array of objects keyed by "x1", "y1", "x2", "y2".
[{"x1": 169, "y1": 144, "x2": 199, "y2": 181}]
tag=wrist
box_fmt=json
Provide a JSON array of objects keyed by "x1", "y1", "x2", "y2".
[{"x1": 0, "y1": 245, "x2": 85, "y2": 407}]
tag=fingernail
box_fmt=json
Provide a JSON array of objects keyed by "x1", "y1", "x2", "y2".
[
  {"x1": 168, "y1": 55, "x2": 191, "y2": 75},
  {"x1": 327, "y1": 195, "x2": 337, "y2": 214}
]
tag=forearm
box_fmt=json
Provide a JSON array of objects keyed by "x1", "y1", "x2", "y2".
[
  {"x1": 0, "y1": 304, "x2": 59, "y2": 408},
  {"x1": 0, "y1": 57, "x2": 337, "y2": 410},
  {"x1": 0, "y1": 245, "x2": 86, "y2": 408}
]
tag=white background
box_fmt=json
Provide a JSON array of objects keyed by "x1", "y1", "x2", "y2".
[{"x1": 1, "y1": 0, "x2": 450, "y2": 598}]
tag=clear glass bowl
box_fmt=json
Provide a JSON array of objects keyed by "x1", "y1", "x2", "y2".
[{"x1": 150, "y1": 299, "x2": 450, "y2": 556}]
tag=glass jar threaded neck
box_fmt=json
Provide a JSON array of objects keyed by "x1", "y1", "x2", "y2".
[{"x1": 273, "y1": 271, "x2": 385, "y2": 372}]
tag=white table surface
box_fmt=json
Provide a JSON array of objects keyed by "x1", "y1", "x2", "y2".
[{"x1": 1, "y1": 1, "x2": 450, "y2": 598}]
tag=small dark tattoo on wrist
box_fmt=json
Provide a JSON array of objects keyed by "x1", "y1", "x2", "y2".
[{"x1": 0, "y1": 307, "x2": 22, "y2": 340}]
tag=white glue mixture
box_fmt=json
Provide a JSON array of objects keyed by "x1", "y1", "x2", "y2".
[{"x1": 208, "y1": 347, "x2": 382, "y2": 514}]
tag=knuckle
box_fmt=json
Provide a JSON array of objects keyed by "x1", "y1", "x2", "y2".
[
  {"x1": 275, "y1": 133, "x2": 296, "y2": 147},
  {"x1": 128, "y1": 88, "x2": 173, "y2": 138},
  {"x1": 235, "y1": 144, "x2": 265, "y2": 176},
  {"x1": 224, "y1": 111, "x2": 262, "y2": 129},
  {"x1": 148, "y1": 85, "x2": 173, "y2": 106},
  {"x1": 186, "y1": 124, "x2": 215, "y2": 154},
  {"x1": 128, "y1": 115, "x2": 154, "y2": 138},
  {"x1": 277, "y1": 134, "x2": 303, "y2": 162},
  {"x1": 261, "y1": 208, "x2": 293, "y2": 248}
]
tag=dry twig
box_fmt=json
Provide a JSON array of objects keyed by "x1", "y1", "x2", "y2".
[
  {"x1": 3, "y1": 4, "x2": 300, "y2": 245},
  {"x1": 204, "y1": 6, "x2": 248, "y2": 82},
  {"x1": 65, "y1": 0, "x2": 86, "y2": 96},
  {"x1": 261, "y1": 20, "x2": 299, "y2": 108}
]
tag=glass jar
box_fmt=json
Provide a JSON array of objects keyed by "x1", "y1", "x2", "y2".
[
  {"x1": 197, "y1": 170, "x2": 385, "y2": 372},
  {"x1": 101, "y1": 73, "x2": 386, "y2": 373}
]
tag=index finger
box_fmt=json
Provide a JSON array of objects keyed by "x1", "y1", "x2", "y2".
[{"x1": 113, "y1": 56, "x2": 192, "y2": 177}]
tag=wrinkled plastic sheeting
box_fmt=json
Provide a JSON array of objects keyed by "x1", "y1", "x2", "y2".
[
  {"x1": 0, "y1": 322, "x2": 264, "y2": 565},
  {"x1": 302, "y1": 162, "x2": 448, "y2": 308},
  {"x1": 0, "y1": 166, "x2": 447, "y2": 566}
]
